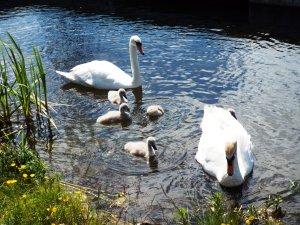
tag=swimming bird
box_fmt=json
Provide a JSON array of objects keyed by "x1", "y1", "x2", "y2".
[
  {"x1": 56, "y1": 35, "x2": 144, "y2": 90},
  {"x1": 124, "y1": 137, "x2": 157, "y2": 158},
  {"x1": 96, "y1": 103, "x2": 131, "y2": 125},
  {"x1": 108, "y1": 88, "x2": 128, "y2": 105},
  {"x1": 146, "y1": 105, "x2": 164, "y2": 118},
  {"x1": 195, "y1": 105, "x2": 254, "y2": 187}
]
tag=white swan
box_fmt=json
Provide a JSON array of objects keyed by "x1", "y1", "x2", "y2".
[
  {"x1": 108, "y1": 88, "x2": 128, "y2": 105},
  {"x1": 195, "y1": 105, "x2": 254, "y2": 187},
  {"x1": 146, "y1": 105, "x2": 164, "y2": 118},
  {"x1": 96, "y1": 103, "x2": 131, "y2": 125},
  {"x1": 124, "y1": 137, "x2": 157, "y2": 158},
  {"x1": 56, "y1": 35, "x2": 144, "y2": 90}
]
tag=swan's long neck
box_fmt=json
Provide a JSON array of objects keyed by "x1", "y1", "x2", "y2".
[
  {"x1": 129, "y1": 44, "x2": 141, "y2": 86},
  {"x1": 233, "y1": 156, "x2": 241, "y2": 176},
  {"x1": 218, "y1": 153, "x2": 243, "y2": 187}
]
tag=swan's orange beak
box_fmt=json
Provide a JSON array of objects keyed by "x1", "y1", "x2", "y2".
[
  {"x1": 227, "y1": 163, "x2": 234, "y2": 176},
  {"x1": 137, "y1": 43, "x2": 144, "y2": 55},
  {"x1": 226, "y1": 155, "x2": 235, "y2": 176}
]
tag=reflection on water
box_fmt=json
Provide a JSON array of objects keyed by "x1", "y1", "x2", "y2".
[{"x1": 0, "y1": 2, "x2": 299, "y2": 223}]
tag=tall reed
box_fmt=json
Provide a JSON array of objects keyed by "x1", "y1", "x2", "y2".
[{"x1": 0, "y1": 33, "x2": 53, "y2": 145}]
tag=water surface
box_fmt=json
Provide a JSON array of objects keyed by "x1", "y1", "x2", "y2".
[{"x1": 0, "y1": 2, "x2": 299, "y2": 223}]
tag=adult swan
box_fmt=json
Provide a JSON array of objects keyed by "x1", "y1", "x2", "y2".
[
  {"x1": 195, "y1": 105, "x2": 254, "y2": 187},
  {"x1": 56, "y1": 35, "x2": 144, "y2": 90}
]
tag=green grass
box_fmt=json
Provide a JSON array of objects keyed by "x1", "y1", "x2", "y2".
[
  {"x1": 0, "y1": 143, "x2": 127, "y2": 225},
  {"x1": 0, "y1": 33, "x2": 54, "y2": 145},
  {"x1": 173, "y1": 192, "x2": 288, "y2": 225}
]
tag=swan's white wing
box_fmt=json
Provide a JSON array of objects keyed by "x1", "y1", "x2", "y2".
[
  {"x1": 196, "y1": 129, "x2": 227, "y2": 179},
  {"x1": 70, "y1": 60, "x2": 132, "y2": 89}
]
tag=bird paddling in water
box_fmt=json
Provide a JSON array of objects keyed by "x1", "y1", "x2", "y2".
[
  {"x1": 195, "y1": 105, "x2": 254, "y2": 187},
  {"x1": 96, "y1": 103, "x2": 131, "y2": 125},
  {"x1": 108, "y1": 88, "x2": 128, "y2": 105},
  {"x1": 146, "y1": 105, "x2": 164, "y2": 118},
  {"x1": 56, "y1": 35, "x2": 144, "y2": 90}
]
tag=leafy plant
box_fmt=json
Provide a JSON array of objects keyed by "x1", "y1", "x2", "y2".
[{"x1": 0, "y1": 33, "x2": 54, "y2": 146}]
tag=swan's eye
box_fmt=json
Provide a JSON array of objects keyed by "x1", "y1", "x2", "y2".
[
  {"x1": 226, "y1": 155, "x2": 235, "y2": 165},
  {"x1": 136, "y1": 42, "x2": 142, "y2": 47}
]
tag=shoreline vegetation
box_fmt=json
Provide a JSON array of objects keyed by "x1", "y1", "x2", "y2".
[{"x1": 0, "y1": 34, "x2": 296, "y2": 224}]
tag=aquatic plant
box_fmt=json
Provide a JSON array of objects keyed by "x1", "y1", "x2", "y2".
[{"x1": 0, "y1": 33, "x2": 54, "y2": 146}]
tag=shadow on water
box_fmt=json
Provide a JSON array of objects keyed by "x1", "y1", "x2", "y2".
[
  {"x1": 1, "y1": 0, "x2": 300, "y2": 43},
  {"x1": 61, "y1": 82, "x2": 143, "y2": 103}
]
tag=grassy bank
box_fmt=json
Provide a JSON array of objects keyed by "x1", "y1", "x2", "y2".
[{"x1": 0, "y1": 143, "x2": 127, "y2": 225}]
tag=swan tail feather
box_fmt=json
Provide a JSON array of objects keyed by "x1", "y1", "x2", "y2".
[{"x1": 56, "y1": 70, "x2": 76, "y2": 81}]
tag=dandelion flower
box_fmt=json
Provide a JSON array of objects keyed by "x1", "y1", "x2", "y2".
[
  {"x1": 30, "y1": 174, "x2": 35, "y2": 178},
  {"x1": 19, "y1": 165, "x2": 26, "y2": 170},
  {"x1": 245, "y1": 219, "x2": 250, "y2": 225},
  {"x1": 75, "y1": 191, "x2": 81, "y2": 195},
  {"x1": 22, "y1": 194, "x2": 27, "y2": 198},
  {"x1": 249, "y1": 216, "x2": 255, "y2": 221},
  {"x1": 47, "y1": 208, "x2": 50, "y2": 211},
  {"x1": 6, "y1": 179, "x2": 17, "y2": 185},
  {"x1": 10, "y1": 163, "x2": 16, "y2": 167},
  {"x1": 23, "y1": 173, "x2": 28, "y2": 178},
  {"x1": 51, "y1": 207, "x2": 58, "y2": 213}
]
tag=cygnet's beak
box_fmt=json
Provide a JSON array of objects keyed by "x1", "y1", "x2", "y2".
[
  {"x1": 152, "y1": 144, "x2": 157, "y2": 151},
  {"x1": 122, "y1": 94, "x2": 128, "y2": 103}
]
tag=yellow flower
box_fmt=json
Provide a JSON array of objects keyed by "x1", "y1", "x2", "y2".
[
  {"x1": 6, "y1": 179, "x2": 17, "y2": 185},
  {"x1": 249, "y1": 215, "x2": 255, "y2": 221},
  {"x1": 30, "y1": 174, "x2": 35, "y2": 178},
  {"x1": 58, "y1": 197, "x2": 63, "y2": 201},
  {"x1": 75, "y1": 191, "x2": 81, "y2": 195},
  {"x1": 22, "y1": 194, "x2": 27, "y2": 198},
  {"x1": 47, "y1": 208, "x2": 50, "y2": 211},
  {"x1": 10, "y1": 163, "x2": 16, "y2": 167},
  {"x1": 51, "y1": 207, "x2": 57, "y2": 213},
  {"x1": 23, "y1": 173, "x2": 28, "y2": 178},
  {"x1": 51, "y1": 223, "x2": 56, "y2": 225},
  {"x1": 245, "y1": 219, "x2": 250, "y2": 225},
  {"x1": 19, "y1": 165, "x2": 26, "y2": 170}
]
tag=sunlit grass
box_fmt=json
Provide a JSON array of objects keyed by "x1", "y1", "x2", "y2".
[
  {"x1": 0, "y1": 143, "x2": 128, "y2": 225},
  {"x1": 172, "y1": 192, "x2": 288, "y2": 225}
]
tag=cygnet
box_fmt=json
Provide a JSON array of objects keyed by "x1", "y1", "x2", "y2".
[
  {"x1": 108, "y1": 88, "x2": 128, "y2": 105},
  {"x1": 124, "y1": 137, "x2": 157, "y2": 158},
  {"x1": 146, "y1": 105, "x2": 164, "y2": 118},
  {"x1": 96, "y1": 103, "x2": 131, "y2": 125}
]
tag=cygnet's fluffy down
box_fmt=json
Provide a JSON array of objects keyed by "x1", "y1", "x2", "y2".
[
  {"x1": 96, "y1": 103, "x2": 131, "y2": 125},
  {"x1": 124, "y1": 137, "x2": 157, "y2": 158},
  {"x1": 146, "y1": 105, "x2": 164, "y2": 117},
  {"x1": 108, "y1": 88, "x2": 128, "y2": 105}
]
